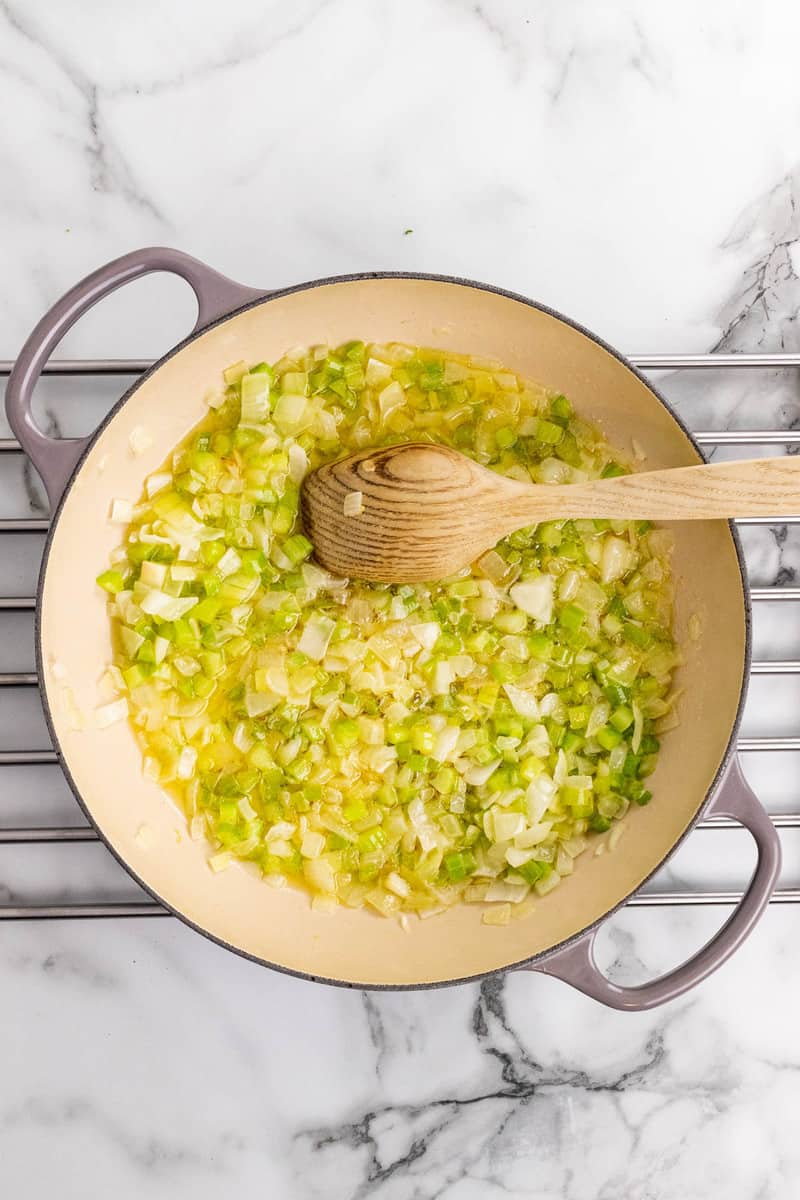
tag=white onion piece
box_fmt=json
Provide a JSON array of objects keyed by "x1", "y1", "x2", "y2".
[
  {"x1": 129, "y1": 426, "x2": 153, "y2": 456},
  {"x1": 510, "y1": 576, "x2": 554, "y2": 623},
  {"x1": 601, "y1": 535, "x2": 635, "y2": 584},
  {"x1": 502, "y1": 683, "x2": 539, "y2": 719},
  {"x1": 343, "y1": 491, "x2": 363, "y2": 516},
  {"x1": 298, "y1": 614, "x2": 336, "y2": 661},
  {"x1": 109, "y1": 498, "x2": 134, "y2": 523},
  {"x1": 95, "y1": 698, "x2": 128, "y2": 728}
]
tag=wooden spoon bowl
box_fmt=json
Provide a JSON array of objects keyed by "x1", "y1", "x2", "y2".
[{"x1": 301, "y1": 440, "x2": 800, "y2": 582}]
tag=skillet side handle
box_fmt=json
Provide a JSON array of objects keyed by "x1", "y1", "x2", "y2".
[
  {"x1": 525, "y1": 757, "x2": 780, "y2": 1011},
  {"x1": 5, "y1": 247, "x2": 265, "y2": 509}
]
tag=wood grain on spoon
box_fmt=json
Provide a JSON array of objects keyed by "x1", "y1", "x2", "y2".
[{"x1": 300, "y1": 441, "x2": 800, "y2": 583}]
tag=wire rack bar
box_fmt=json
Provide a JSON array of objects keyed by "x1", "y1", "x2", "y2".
[
  {"x1": 3, "y1": 352, "x2": 800, "y2": 377},
  {"x1": 0, "y1": 359, "x2": 150, "y2": 377},
  {"x1": 0, "y1": 827, "x2": 97, "y2": 843},
  {"x1": 0, "y1": 735, "x2": 791, "y2": 768},
  {"x1": 629, "y1": 890, "x2": 800, "y2": 906},
  {"x1": 0, "y1": 750, "x2": 56, "y2": 764},
  {"x1": 3, "y1": 660, "x2": 796, "y2": 692},
  {"x1": 0, "y1": 904, "x2": 170, "y2": 920},
  {"x1": 3, "y1": 890, "x2": 800, "y2": 920},
  {"x1": 750, "y1": 588, "x2": 800, "y2": 602},
  {"x1": 737, "y1": 516, "x2": 800, "y2": 526},
  {"x1": 695, "y1": 431, "x2": 800, "y2": 445},
  {"x1": 2, "y1": 349, "x2": 800, "y2": 919},
  {"x1": 0, "y1": 519, "x2": 49, "y2": 532},
  {"x1": 2, "y1": 431, "x2": 800, "y2": 453},
  {"x1": 629, "y1": 353, "x2": 800, "y2": 369},
  {"x1": 738, "y1": 737, "x2": 800, "y2": 751}
]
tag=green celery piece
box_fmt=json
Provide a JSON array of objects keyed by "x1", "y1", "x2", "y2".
[
  {"x1": 610, "y1": 705, "x2": 634, "y2": 732},
  {"x1": 536, "y1": 418, "x2": 564, "y2": 445},
  {"x1": 495, "y1": 426, "x2": 518, "y2": 450},
  {"x1": 596, "y1": 725, "x2": 623, "y2": 751},
  {"x1": 549, "y1": 394, "x2": 572, "y2": 421},
  {"x1": 518, "y1": 859, "x2": 552, "y2": 885},
  {"x1": 283, "y1": 534, "x2": 313, "y2": 565},
  {"x1": 96, "y1": 569, "x2": 126, "y2": 594},
  {"x1": 444, "y1": 850, "x2": 476, "y2": 882},
  {"x1": 559, "y1": 603, "x2": 585, "y2": 633}
]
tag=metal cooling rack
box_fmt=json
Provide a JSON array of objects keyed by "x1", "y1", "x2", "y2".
[{"x1": 1, "y1": 352, "x2": 799, "y2": 920}]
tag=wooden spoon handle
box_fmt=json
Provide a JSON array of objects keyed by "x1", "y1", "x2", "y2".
[{"x1": 504, "y1": 456, "x2": 800, "y2": 525}]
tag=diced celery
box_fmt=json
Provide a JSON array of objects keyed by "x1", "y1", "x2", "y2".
[
  {"x1": 558, "y1": 603, "x2": 585, "y2": 633},
  {"x1": 596, "y1": 725, "x2": 624, "y2": 751},
  {"x1": 495, "y1": 427, "x2": 517, "y2": 450},
  {"x1": 536, "y1": 419, "x2": 564, "y2": 445},
  {"x1": 444, "y1": 850, "x2": 476, "y2": 882},
  {"x1": 100, "y1": 338, "x2": 675, "y2": 920},
  {"x1": 610, "y1": 705, "x2": 634, "y2": 732},
  {"x1": 96, "y1": 569, "x2": 126, "y2": 594},
  {"x1": 283, "y1": 534, "x2": 313, "y2": 565}
]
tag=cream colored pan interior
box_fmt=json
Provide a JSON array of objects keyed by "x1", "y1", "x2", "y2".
[{"x1": 39, "y1": 278, "x2": 746, "y2": 986}]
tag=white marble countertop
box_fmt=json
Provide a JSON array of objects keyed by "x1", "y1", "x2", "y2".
[{"x1": 2, "y1": 2, "x2": 800, "y2": 1196}]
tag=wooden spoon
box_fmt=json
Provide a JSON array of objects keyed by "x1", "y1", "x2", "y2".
[{"x1": 300, "y1": 441, "x2": 800, "y2": 582}]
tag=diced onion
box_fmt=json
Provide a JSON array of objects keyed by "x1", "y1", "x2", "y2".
[
  {"x1": 109, "y1": 498, "x2": 133, "y2": 523},
  {"x1": 502, "y1": 683, "x2": 539, "y2": 719},
  {"x1": 177, "y1": 746, "x2": 197, "y2": 779},
  {"x1": 95, "y1": 698, "x2": 128, "y2": 728},
  {"x1": 601, "y1": 536, "x2": 635, "y2": 584},
  {"x1": 410, "y1": 622, "x2": 440, "y2": 651},
  {"x1": 482, "y1": 903, "x2": 512, "y2": 925},
  {"x1": 386, "y1": 872, "x2": 410, "y2": 898},
  {"x1": 343, "y1": 491, "x2": 364, "y2": 516},
  {"x1": 378, "y1": 381, "x2": 404, "y2": 420},
  {"x1": 475, "y1": 550, "x2": 512, "y2": 584},
  {"x1": 129, "y1": 426, "x2": 153, "y2": 456},
  {"x1": 485, "y1": 880, "x2": 529, "y2": 904},
  {"x1": 98, "y1": 340, "x2": 675, "y2": 923},
  {"x1": 301, "y1": 831, "x2": 326, "y2": 859},
  {"x1": 288, "y1": 443, "x2": 309, "y2": 483},
  {"x1": 298, "y1": 614, "x2": 336, "y2": 661},
  {"x1": 510, "y1": 576, "x2": 554, "y2": 623},
  {"x1": 431, "y1": 725, "x2": 460, "y2": 763},
  {"x1": 366, "y1": 357, "x2": 393, "y2": 387},
  {"x1": 139, "y1": 560, "x2": 167, "y2": 587}
]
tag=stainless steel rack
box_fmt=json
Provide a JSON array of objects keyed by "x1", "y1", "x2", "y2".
[{"x1": 1, "y1": 352, "x2": 799, "y2": 920}]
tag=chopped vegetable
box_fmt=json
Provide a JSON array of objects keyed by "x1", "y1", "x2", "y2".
[
  {"x1": 343, "y1": 491, "x2": 364, "y2": 516},
  {"x1": 109, "y1": 499, "x2": 133, "y2": 524},
  {"x1": 129, "y1": 426, "x2": 153, "y2": 456},
  {"x1": 94, "y1": 697, "x2": 128, "y2": 728},
  {"x1": 510, "y1": 577, "x2": 554, "y2": 623},
  {"x1": 97, "y1": 342, "x2": 677, "y2": 921}
]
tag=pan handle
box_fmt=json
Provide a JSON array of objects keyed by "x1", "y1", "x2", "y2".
[
  {"x1": 526, "y1": 756, "x2": 780, "y2": 1010},
  {"x1": 6, "y1": 247, "x2": 265, "y2": 509}
]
